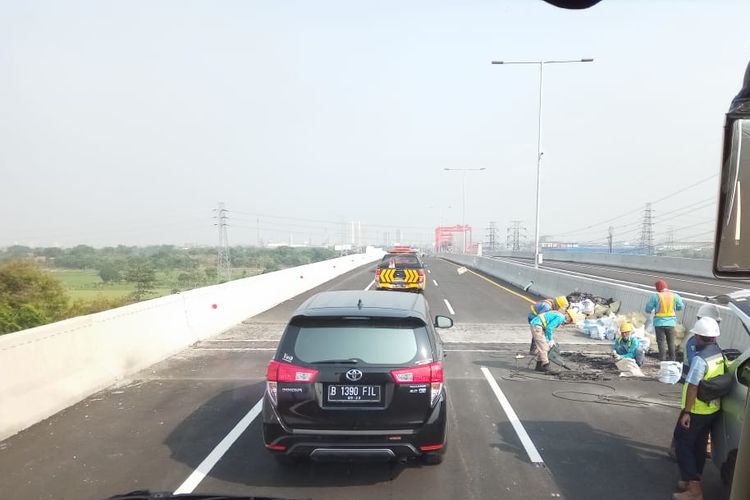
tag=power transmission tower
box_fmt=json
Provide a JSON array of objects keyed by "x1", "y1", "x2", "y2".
[
  {"x1": 666, "y1": 226, "x2": 675, "y2": 252},
  {"x1": 639, "y1": 203, "x2": 655, "y2": 255},
  {"x1": 214, "y1": 202, "x2": 231, "y2": 283},
  {"x1": 506, "y1": 221, "x2": 526, "y2": 252},
  {"x1": 608, "y1": 226, "x2": 614, "y2": 254},
  {"x1": 485, "y1": 221, "x2": 498, "y2": 253}
]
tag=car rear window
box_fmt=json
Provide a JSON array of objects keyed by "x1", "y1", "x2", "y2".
[
  {"x1": 380, "y1": 254, "x2": 420, "y2": 267},
  {"x1": 288, "y1": 321, "x2": 432, "y2": 365}
]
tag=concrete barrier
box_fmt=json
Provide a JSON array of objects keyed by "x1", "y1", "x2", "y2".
[
  {"x1": 0, "y1": 251, "x2": 384, "y2": 440},
  {"x1": 491, "y1": 251, "x2": 714, "y2": 279},
  {"x1": 444, "y1": 254, "x2": 750, "y2": 352}
]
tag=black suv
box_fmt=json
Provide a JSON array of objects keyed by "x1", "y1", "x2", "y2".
[{"x1": 262, "y1": 290, "x2": 453, "y2": 464}]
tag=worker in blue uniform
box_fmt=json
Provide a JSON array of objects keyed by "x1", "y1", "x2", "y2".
[
  {"x1": 527, "y1": 296, "x2": 569, "y2": 354},
  {"x1": 645, "y1": 279, "x2": 684, "y2": 361},
  {"x1": 611, "y1": 322, "x2": 644, "y2": 366},
  {"x1": 529, "y1": 310, "x2": 569, "y2": 373}
]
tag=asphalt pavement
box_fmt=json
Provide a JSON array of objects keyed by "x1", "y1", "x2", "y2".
[{"x1": 0, "y1": 257, "x2": 730, "y2": 500}]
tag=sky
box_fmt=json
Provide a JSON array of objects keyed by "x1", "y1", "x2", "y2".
[{"x1": 1, "y1": 0, "x2": 748, "y2": 248}]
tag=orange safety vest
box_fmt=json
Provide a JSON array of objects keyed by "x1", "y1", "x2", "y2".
[{"x1": 655, "y1": 292, "x2": 676, "y2": 317}]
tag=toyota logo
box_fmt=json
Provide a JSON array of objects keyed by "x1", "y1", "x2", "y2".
[{"x1": 345, "y1": 369, "x2": 363, "y2": 382}]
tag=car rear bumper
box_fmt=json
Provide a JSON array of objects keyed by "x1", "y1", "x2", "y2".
[
  {"x1": 262, "y1": 392, "x2": 447, "y2": 460},
  {"x1": 377, "y1": 281, "x2": 424, "y2": 290}
]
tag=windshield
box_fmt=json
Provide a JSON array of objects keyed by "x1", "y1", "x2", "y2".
[
  {"x1": 381, "y1": 254, "x2": 421, "y2": 267},
  {"x1": 293, "y1": 325, "x2": 426, "y2": 365}
]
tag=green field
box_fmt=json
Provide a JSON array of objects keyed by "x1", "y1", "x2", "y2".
[
  {"x1": 47, "y1": 267, "x2": 263, "y2": 301},
  {"x1": 48, "y1": 269, "x2": 172, "y2": 301}
]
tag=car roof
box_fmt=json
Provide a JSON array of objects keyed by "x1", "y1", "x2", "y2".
[{"x1": 293, "y1": 290, "x2": 429, "y2": 323}]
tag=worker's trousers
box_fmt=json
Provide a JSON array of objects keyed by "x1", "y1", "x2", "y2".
[
  {"x1": 655, "y1": 325, "x2": 676, "y2": 361},
  {"x1": 530, "y1": 325, "x2": 550, "y2": 365},
  {"x1": 675, "y1": 412, "x2": 718, "y2": 481}
]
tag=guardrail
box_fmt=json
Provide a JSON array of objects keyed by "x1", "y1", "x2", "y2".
[
  {"x1": 491, "y1": 251, "x2": 713, "y2": 279},
  {"x1": 0, "y1": 250, "x2": 384, "y2": 440},
  {"x1": 444, "y1": 253, "x2": 750, "y2": 352}
]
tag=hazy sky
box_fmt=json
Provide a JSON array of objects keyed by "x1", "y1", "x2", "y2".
[{"x1": 1, "y1": 0, "x2": 748, "y2": 248}]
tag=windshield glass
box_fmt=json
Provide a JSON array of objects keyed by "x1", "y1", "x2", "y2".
[
  {"x1": 381, "y1": 254, "x2": 421, "y2": 267},
  {"x1": 294, "y1": 326, "x2": 424, "y2": 365}
]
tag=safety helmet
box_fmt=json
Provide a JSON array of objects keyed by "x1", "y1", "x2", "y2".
[
  {"x1": 689, "y1": 317, "x2": 720, "y2": 338},
  {"x1": 697, "y1": 303, "x2": 722, "y2": 324},
  {"x1": 620, "y1": 322, "x2": 634, "y2": 334},
  {"x1": 555, "y1": 296, "x2": 569, "y2": 309},
  {"x1": 655, "y1": 279, "x2": 668, "y2": 292}
]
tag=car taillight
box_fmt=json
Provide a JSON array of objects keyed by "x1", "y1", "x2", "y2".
[
  {"x1": 418, "y1": 269, "x2": 424, "y2": 282},
  {"x1": 375, "y1": 268, "x2": 381, "y2": 277},
  {"x1": 266, "y1": 360, "x2": 318, "y2": 406},
  {"x1": 391, "y1": 361, "x2": 443, "y2": 407}
]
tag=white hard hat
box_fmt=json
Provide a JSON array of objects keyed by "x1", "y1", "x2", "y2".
[
  {"x1": 690, "y1": 317, "x2": 720, "y2": 338},
  {"x1": 697, "y1": 303, "x2": 722, "y2": 323}
]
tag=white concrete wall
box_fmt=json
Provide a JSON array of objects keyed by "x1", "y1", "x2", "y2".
[
  {"x1": 0, "y1": 251, "x2": 383, "y2": 440},
  {"x1": 445, "y1": 254, "x2": 750, "y2": 352},
  {"x1": 491, "y1": 251, "x2": 714, "y2": 279}
]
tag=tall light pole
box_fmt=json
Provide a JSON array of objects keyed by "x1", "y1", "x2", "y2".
[
  {"x1": 444, "y1": 167, "x2": 486, "y2": 252},
  {"x1": 491, "y1": 58, "x2": 593, "y2": 268}
]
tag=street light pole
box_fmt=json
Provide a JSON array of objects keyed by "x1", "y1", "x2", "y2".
[
  {"x1": 491, "y1": 58, "x2": 593, "y2": 268},
  {"x1": 443, "y1": 167, "x2": 486, "y2": 252}
]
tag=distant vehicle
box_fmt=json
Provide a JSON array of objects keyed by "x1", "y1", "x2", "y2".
[
  {"x1": 262, "y1": 290, "x2": 453, "y2": 465},
  {"x1": 375, "y1": 247, "x2": 426, "y2": 292}
]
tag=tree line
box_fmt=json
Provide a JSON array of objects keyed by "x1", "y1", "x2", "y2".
[{"x1": 0, "y1": 245, "x2": 338, "y2": 335}]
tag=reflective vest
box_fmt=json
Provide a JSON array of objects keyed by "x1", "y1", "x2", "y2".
[
  {"x1": 681, "y1": 343, "x2": 725, "y2": 415},
  {"x1": 530, "y1": 299, "x2": 552, "y2": 316},
  {"x1": 655, "y1": 292, "x2": 676, "y2": 317},
  {"x1": 539, "y1": 314, "x2": 548, "y2": 329}
]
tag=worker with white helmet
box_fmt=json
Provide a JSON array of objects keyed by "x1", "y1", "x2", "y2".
[
  {"x1": 669, "y1": 304, "x2": 723, "y2": 466},
  {"x1": 671, "y1": 316, "x2": 725, "y2": 500},
  {"x1": 684, "y1": 304, "x2": 722, "y2": 368}
]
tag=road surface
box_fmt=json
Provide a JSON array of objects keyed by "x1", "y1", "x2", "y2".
[{"x1": 0, "y1": 258, "x2": 729, "y2": 500}]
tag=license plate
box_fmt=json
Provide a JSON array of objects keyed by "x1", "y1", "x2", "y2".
[{"x1": 327, "y1": 384, "x2": 381, "y2": 403}]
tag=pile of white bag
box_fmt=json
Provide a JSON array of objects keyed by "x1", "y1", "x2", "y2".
[{"x1": 658, "y1": 361, "x2": 683, "y2": 384}]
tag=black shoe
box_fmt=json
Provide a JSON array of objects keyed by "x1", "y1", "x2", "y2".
[
  {"x1": 534, "y1": 361, "x2": 544, "y2": 372},
  {"x1": 540, "y1": 363, "x2": 556, "y2": 374}
]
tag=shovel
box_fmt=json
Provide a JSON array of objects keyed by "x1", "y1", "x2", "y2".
[{"x1": 547, "y1": 344, "x2": 571, "y2": 370}]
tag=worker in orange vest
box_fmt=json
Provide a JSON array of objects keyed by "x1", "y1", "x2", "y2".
[{"x1": 645, "y1": 279, "x2": 684, "y2": 361}]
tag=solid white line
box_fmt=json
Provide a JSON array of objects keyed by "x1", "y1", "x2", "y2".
[
  {"x1": 174, "y1": 399, "x2": 263, "y2": 494},
  {"x1": 494, "y1": 257, "x2": 708, "y2": 299},
  {"x1": 496, "y1": 256, "x2": 737, "y2": 294},
  {"x1": 433, "y1": 279, "x2": 439, "y2": 287},
  {"x1": 480, "y1": 366, "x2": 544, "y2": 464},
  {"x1": 364, "y1": 279, "x2": 375, "y2": 291},
  {"x1": 443, "y1": 299, "x2": 455, "y2": 315}
]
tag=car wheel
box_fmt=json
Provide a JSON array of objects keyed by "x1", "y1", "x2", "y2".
[
  {"x1": 421, "y1": 451, "x2": 444, "y2": 465},
  {"x1": 721, "y1": 449, "x2": 737, "y2": 486}
]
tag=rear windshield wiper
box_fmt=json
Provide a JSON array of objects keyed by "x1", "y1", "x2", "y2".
[{"x1": 312, "y1": 358, "x2": 362, "y2": 364}]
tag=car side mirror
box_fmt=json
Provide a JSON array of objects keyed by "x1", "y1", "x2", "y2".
[
  {"x1": 435, "y1": 315, "x2": 453, "y2": 329},
  {"x1": 714, "y1": 61, "x2": 750, "y2": 278}
]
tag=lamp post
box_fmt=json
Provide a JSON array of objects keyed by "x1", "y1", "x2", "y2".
[
  {"x1": 443, "y1": 167, "x2": 486, "y2": 252},
  {"x1": 491, "y1": 58, "x2": 593, "y2": 268}
]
